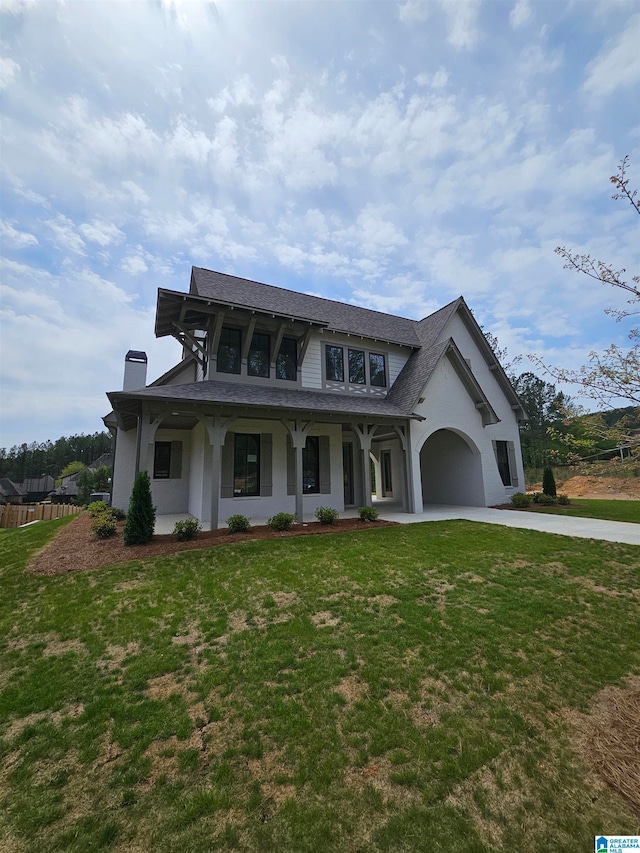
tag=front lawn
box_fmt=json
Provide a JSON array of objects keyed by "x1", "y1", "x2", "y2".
[
  {"x1": 1, "y1": 518, "x2": 639, "y2": 852},
  {"x1": 528, "y1": 498, "x2": 639, "y2": 524}
]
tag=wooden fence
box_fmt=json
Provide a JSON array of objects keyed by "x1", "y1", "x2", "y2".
[{"x1": 0, "y1": 503, "x2": 83, "y2": 529}]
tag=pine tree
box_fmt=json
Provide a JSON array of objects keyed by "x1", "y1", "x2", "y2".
[
  {"x1": 542, "y1": 466, "x2": 557, "y2": 498},
  {"x1": 123, "y1": 471, "x2": 156, "y2": 546}
]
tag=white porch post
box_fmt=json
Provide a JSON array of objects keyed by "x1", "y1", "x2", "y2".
[
  {"x1": 282, "y1": 419, "x2": 314, "y2": 523},
  {"x1": 197, "y1": 414, "x2": 235, "y2": 531},
  {"x1": 408, "y1": 420, "x2": 424, "y2": 514},
  {"x1": 353, "y1": 423, "x2": 376, "y2": 508},
  {"x1": 393, "y1": 423, "x2": 414, "y2": 513}
]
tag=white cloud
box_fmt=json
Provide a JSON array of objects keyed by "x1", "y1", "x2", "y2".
[
  {"x1": 0, "y1": 56, "x2": 19, "y2": 89},
  {"x1": 79, "y1": 220, "x2": 125, "y2": 247},
  {"x1": 441, "y1": 0, "x2": 480, "y2": 50},
  {"x1": 583, "y1": 13, "x2": 640, "y2": 97},
  {"x1": 398, "y1": 0, "x2": 428, "y2": 24},
  {"x1": 45, "y1": 214, "x2": 85, "y2": 255},
  {"x1": 509, "y1": 0, "x2": 532, "y2": 29},
  {"x1": 0, "y1": 220, "x2": 38, "y2": 249}
]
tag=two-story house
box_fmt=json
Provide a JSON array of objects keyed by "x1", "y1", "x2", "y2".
[{"x1": 104, "y1": 267, "x2": 527, "y2": 528}]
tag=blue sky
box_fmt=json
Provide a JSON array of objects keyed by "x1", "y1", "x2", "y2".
[{"x1": 1, "y1": 0, "x2": 638, "y2": 449}]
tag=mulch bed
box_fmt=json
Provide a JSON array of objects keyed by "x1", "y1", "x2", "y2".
[{"x1": 27, "y1": 512, "x2": 397, "y2": 576}]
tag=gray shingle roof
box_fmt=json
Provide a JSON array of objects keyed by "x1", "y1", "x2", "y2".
[
  {"x1": 189, "y1": 268, "x2": 421, "y2": 347},
  {"x1": 0, "y1": 478, "x2": 25, "y2": 498},
  {"x1": 108, "y1": 379, "x2": 412, "y2": 422}
]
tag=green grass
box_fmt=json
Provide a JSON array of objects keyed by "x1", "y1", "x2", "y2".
[
  {"x1": 1, "y1": 517, "x2": 639, "y2": 852},
  {"x1": 531, "y1": 498, "x2": 639, "y2": 524}
]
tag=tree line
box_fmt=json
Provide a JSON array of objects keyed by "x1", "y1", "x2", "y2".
[{"x1": 0, "y1": 432, "x2": 113, "y2": 484}]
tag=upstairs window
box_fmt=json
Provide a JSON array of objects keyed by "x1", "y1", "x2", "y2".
[
  {"x1": 369, "y1": 352, "x2": 387, "y2": 387},
  {"x1": 325, "y1": 345, "x2": 344, "y2": 382},
  {"x1": 276, "y1": 336, "x2": 297, "y2": 381},
  {"x1": 218, "y1": 327, "x2": 241, "y2": 374},
  {"x1": 348, "y1": 349, "x2": 365, "y2": 384},
  {"x1": 248, "y1": 332, "x2": 270, "y2": 378}
]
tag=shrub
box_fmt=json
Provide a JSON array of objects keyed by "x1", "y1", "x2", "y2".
[
  {"x1": 110, "y1": 506, "x2": 126, "y2": 521},
  {"x1": 510, "y1": 492, "x2": 531, "y2": 508},
  {"x1": 91, "y1": 511, "x2": 117, "y2": 539},
  {"x1": 557, "y1": 494, "x2": 570, "y2": 505},
  {"x1": 358, "y1": 506, "x2": 379, "y2": 522},
  {"x1": 268, "y1": 512, "x2": 295, "y2": 532},
  {"x1": 227, "y1": 514, "x2": 251, "y2": 534},
  {"x1": 542, "y1": 466, "x2": 557, "y2": 498},
  {"x1": 87, "y1": 500, "x2": 108, "y2": 517},
  {"x1": 173, "y1": 518, "x2": 201, "y2": 541},
  {"x1": 315, "y1": 506, "x2": 339, "y2": 525},
  {"x1": 123, "y1": 471, "x2": 156, "y2": 546},
  {"x1": 536, "y1": 493, "x2": 557, "y2": 506}
]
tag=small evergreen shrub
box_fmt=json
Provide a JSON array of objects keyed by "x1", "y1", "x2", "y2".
[
  {"x1": 173, "y1": 518, "x2": 201, "y2": 541},
  {"x1": 268, "y1": 512, "x2": 295, "y2": 532},
  {"x1": 536, "y1": 493, "x2": 557, "y2": 506},
  {"x1": 542, "y1": 466, "x2": 557, "y2": 498},
  {"x1": 91, "y1": 511, "x2": 117, "y2": 539},
  {"x1": 557, "y1": 494, "x2": 570, "y2": 505},
  {"x1": 88, "y1": 500, "x2": 108, "y2": 517},
  {"x1": 110, "y1": 506, "x2": 126, "y2": 520},
  {"x1": 315, "y1": 506, "x2": 339, "y2": 525},
  {"x1": 123, "y1": 471, "x2": 156, "y2": 546},
  {"x1": 227, "y1": 514, "x2": 251, "y2": 534},
  {"x1": 358, "y1": 506, "x2": 379, "y2": 522},
  {"x1": 510, "y1": 492, "x2": 531, "y2": 508}
]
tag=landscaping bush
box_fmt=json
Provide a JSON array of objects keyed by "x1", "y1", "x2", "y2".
[
  {"x1": 227, "y1": 514, "x2": 251, "y2": 534},
  {"x1": 315, "y1": 506, "x2": 339, "y2": 525},
  {"x1": 173, "y1": 518, "x2": 201, "y2": 541},
  {"x1": 268, "y1": 512, "x2": 296, "y2": 532},
  {"x1": 542, "y1": 466, "x2": 557, "y2": 498},
  {"x1": 510, "y1": 492, "x2": 531, "y2": 508},
  {"x1": 123, "y1": 471, "x2": 156, "y2": 546},
  {"x1": 536, "y1": 493, "x2": 557, "y2": 506},
  {"x1": 91, "y1": 511, "x2": 117, "y2": 539},
  {"x1": 110, "y1": 506, "x2": 126, "y2": 520},
  {"x1": 557, "y1": 494, "x2": 570, "y2": 505},
  {"x1": 87, "y1": 500, "x2": 108, "y2": 517},
  {"x1": 358, "y1": 506, "x2": 379, "y2": 522}
]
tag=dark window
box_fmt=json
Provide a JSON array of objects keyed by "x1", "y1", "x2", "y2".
[
  {"x1": 369, "y1": 352, "x2": 386, "y2": 387},
  {"x1": 248, "y1": 331, "x2": 270, "y2": 377},
  {"x1": 153, "y1": 442, "x2": 171, "y2": 479},
  {"x1": 276, "y1": 337, "x2": 297, "y2": 381},
  {"x1": 348, "y1": 349, "x2": 365, "y2": 384},
  {"x1": 302, "y1": 436, "x2": 320, "y2": 494},
  {"x1": 326, "y1": 345, "x2": 344, "y2": 382},
  {"x1": 234, "y1": 434, "x2": 260, "y2": 496},
  {"x1": 495, "y1": 441, "x2": 512, "y2": 486},
  {"x1": 218, "y1": 327, "x2": 241, "y2": 374}
]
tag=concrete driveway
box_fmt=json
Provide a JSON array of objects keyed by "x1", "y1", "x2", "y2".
[{"x1": 377, "y1": 504, "x2": 640, "y2": 546}]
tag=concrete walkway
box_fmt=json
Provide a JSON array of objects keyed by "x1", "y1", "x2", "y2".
[
  {"x1": 377, "y1": 504, "x2": 640, "y2": 546},
  {"x1": 155, "y1": 505, "x2": 639, "y2": 545}
]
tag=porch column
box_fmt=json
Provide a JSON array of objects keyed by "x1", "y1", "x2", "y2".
[
  {"x1": 352, "y1": 423, "x2": 376, "y2": 508},
  {"x1": 282, "y1": 419, "x2": 314, "y2": 523},
  {"x1": 393, "y1": 423, "x2": 415, "y2": 513},
  {"x1": 408, "y1": 420, "x2": 424, "y2": 515},
  {"x1": 198, "y1": 414, "x2": 235, "y2": 531}
]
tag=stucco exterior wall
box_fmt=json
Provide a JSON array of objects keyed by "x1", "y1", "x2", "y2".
[
  {"x1": 111, "y1": 428, "x2": 137, "y2": 511},
  {"x1": 146, "y1": 428, "x2": 191, "y2": 515}
]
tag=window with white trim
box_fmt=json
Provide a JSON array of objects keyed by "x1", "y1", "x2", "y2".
[{"x1": 324, "y1": 344, "x2": 387, "y2": 389}]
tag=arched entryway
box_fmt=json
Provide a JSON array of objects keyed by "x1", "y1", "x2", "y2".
[{"x1": 419, "y1": 428, "x2": 485, "y2": 506}]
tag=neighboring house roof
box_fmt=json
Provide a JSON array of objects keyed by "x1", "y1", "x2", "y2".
[
  {"x1": 0, "y1": 478, "x2": 26, "y2": 498},
  {"x1": 155, "y1": 268, "x2": 422, "y2": 348},
  {"x1": 21, "y1": 475, "x2": 55, "y2": 493},
  {"x1": 107, "y1": 379, "x2": 418, "y2": 431},
  {"x1": 88, "y1": 453, "x2": 113, "y2": 470}
]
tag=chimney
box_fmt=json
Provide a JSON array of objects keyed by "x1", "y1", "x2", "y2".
[{"x1": 123, "y1": 350, "x2": 148, "y2": 390}]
